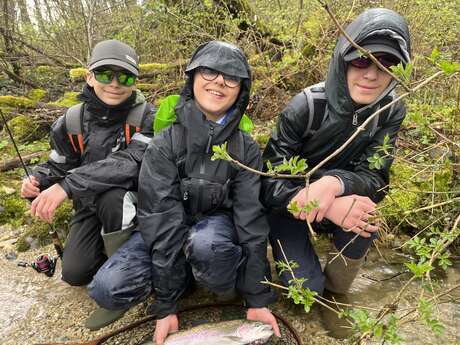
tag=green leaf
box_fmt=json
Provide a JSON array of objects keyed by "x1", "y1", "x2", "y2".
[
  {"x1": 439, "y1": 61, "x2": 460, "y2": 76},
  {"x1": 430, "y1": 48, "x2": 441, "y2": 62}
]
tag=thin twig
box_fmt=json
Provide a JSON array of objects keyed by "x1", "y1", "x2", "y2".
[{"x1": 317, "y1": 0, "x2": 411, "y2": 91}]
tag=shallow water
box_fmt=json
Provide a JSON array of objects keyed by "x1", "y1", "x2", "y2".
[{"x1": 1, "y1": 243, "x2": 459, "y2": 345}]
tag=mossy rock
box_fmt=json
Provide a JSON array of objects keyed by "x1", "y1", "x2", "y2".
[
  {"x1": 28, "y1": 89, "x2": 47, "y2": 102},
  {"x1": 0, "y1": 95, "x2": 36, "y2": 109},
  {"x1": 69, "y1": 68, "x2": 88, "y2": 82},
  {"x1": 49, "y1": 92, "x2": 80, "y2": 108},
  {"x1": 16, "y1": 199, "x2": 73, "y2": 252},
  {"x1": 5, "y1": 114, "x2": 44, "y2": 143},
  {"x1": 140, "y1": 63, "x2": 174, "y2": 74},
  {"x1": 137, "y1": 83, "x2": 158, "y2": 91},
  {"x1": 0, "y1": 192, "x2": 28, "y2": 227}
]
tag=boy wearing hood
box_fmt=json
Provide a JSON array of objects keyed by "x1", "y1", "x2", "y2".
[
  {"x1": 20, "y1": 40, "x2": 155, "y2": 329},
  {"x1": 261, "y1": 8, "x2": 411, "y2": 336},
  {"x1": 132, "y1": 40, "x2": 279, "y2": 344}
]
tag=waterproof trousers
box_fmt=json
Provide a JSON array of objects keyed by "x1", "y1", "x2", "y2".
[
  {"x1": 89, "y1": 214, "x2": 243, "y2": 310},
  {"x1": 61, "y1": 188, "x2": 137, "y2": 286},
  {"x1": 267, "y1": 213, "x2": 375, "y2": 295}
]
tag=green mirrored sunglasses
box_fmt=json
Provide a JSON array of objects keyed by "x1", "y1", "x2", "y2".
[{"x1": 93, "y1": 70, "x2": 136, "y2": 87}]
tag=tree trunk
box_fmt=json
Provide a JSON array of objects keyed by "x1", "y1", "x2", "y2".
[
  {"x1": 17, "y1": 0, "x2": 32, "y2": 27},
  {"x1": 0, "y1": 152, "x2": 44, "y2": 172}
]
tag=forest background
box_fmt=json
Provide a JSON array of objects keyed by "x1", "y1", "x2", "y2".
[{"x1": 0, "y1": 0, "x2": 458, "y2": 343}]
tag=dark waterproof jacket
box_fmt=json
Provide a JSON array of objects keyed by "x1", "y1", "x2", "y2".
[
  {"x1": 261, "y1": 9, "x2": 411, "y2": 210},
  {"x1": 138, "y1": 41, "x2": 276, "y2": 318},
  {"x1": 32, "y1": 85, "x2": 155, "y2": 207}
]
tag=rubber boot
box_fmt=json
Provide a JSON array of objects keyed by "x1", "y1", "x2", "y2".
[
  {"x1": 85, "y1": 227, "x2": 134, "y2": 331},
  {"x1": 320, "y1": 245, "x2": 364, "y2": 339},
  {"x1": 101, "y1": 226, "x2": 134, "y2": 257}
]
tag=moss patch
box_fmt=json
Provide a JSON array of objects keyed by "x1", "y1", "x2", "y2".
[
  {"x1": 0, "y1": 95, "x2": 36, "y2": 109},
  {"x1": 49, "y1": 92, "x2": 80, "y2": 107}
]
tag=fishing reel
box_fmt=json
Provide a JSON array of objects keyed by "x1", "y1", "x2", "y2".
[{"x1": 17, "y1": 253, "x2": 57, "y2": 277}]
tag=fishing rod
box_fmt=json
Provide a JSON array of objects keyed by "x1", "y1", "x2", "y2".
[{"x1": 0, "y1": 109, "x2": 64, "y2": 259}]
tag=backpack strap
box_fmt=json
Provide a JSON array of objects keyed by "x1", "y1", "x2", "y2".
[
  {"x1": 125, "y1": 102, "x2": 147, "y2": 144},
  {"x1": 65, "y1": 103, "x2": 85, "y2": 155},
  {"x1": 301, "y1": 82, "x2": 327, "y2": 139}
]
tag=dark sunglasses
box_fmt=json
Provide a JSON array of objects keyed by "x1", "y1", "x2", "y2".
[
  {"x1": 93, "y1": 69, "x2": 136, "y2": 87},
  {"x1": 349, "y1": 55, "x2": 401, "y2": 70},
  {"x1": 199, "y1": 67, "x2": 242, "y2": 88}
]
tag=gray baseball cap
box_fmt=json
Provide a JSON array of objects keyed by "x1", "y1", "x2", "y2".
[
  {"x1": 88, "y1": 40, "x2": 139, "y2": 76},
  {"x1": 344, "y1": 36, "x2": 404, "y2": 63}
]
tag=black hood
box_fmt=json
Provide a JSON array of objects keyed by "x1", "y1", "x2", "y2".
[
  {"x1": 78, "y1": 84, "x2": 138, "y2": 125},
  {"x1": 175, "y1": 40, "x2": 251, "y2": 157},
  {"x1": 325, "y1": 8, "x2": 411, "y2": 118}
]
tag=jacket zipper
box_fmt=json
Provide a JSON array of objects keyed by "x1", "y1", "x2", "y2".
[
  {"x1": 352, "y1": 112, "x2": 358, "y2": 126},
  {"x1": 205, "y1": 125, "x2": 215, "y2": 153}
]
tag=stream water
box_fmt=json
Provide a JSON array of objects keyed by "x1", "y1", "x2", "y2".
[{"x1": 1, "y1": 243, "x2": 459, "y2": 345}]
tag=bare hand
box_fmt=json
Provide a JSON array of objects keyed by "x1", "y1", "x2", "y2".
[
  {"x1": 154, "y1": 314, "x2": 179, "y2": 345},
  {"x1": 247, "y1": 307, "x2": 281, "y2": 337},
  {"x1": 30, "y1": 183, "x2": 68, "y2": 223},
  {"x1": 21, "y1": 176, "x2": 40, "y2": 198},
  {"x1": 325, "y1": 195, "x2": 378, "y2": 238},
  {"x1": 289, "y1": 176, "x2": 342, "y2": 223}
]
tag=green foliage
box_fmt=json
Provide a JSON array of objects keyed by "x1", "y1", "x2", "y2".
[
  {"x1": 0, "y1": 192, "x2": 28, "y2": 227},
  {"x1": 69, "y1": 68, "x2": 87, "y2": 82},
  {"x1": 0, "y1": 96, "x2": 36, "y2": 108},
  {"x1": 390, "y1": 62, "x2": 412, "y2": 82},
  {"x1": 266, "y1": 156, "x2": 308, "y2": 175},
  {"x1": 16, "y1": 200, "x2": 73, "y2": 252},
  {"x1": 27, "y1": 89, "x2": 47, "y2": 102},
  {"x1": 5, "y1": 115, "x2": 43, "y2": 143},
  {"x1": 49, "y1": 92, "x2": 80, "y2": 107},
  {"x1": 212, "y1": 142, "x2": 232, "y2": 162},
  {"x1": 417, "y1": 299, "x2": 445, "y2": 335}
]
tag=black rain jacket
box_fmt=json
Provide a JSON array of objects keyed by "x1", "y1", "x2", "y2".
[
  {"x1": 261, "y1": 8, "x2": 411, "y2": 210},
  {"x1": 138, "y1": 41, "x2": 276, "y2": 318},
  {"x1": 32, "y1": 85, "x2": 155, "y2": 209}
]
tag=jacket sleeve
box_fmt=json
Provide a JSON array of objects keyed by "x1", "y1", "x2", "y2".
[
  {"x1": 137, "y1": 128, "x2": 190, "y2": 318},
  {"x1": 233, "y1": 137, "x2": 277, "y2": 307},
  {"x1": 59, "y1": 105, "x2": 155, "y2": 198},
  {"x1": 324, "y1": 102, "x2": 406, "y2": 202},
  {"x1": 260, "y1": 92, "x2": 309, "y2": 210},
  {"x1": 31, "y1": 114, "x2": 81, "y2": 191}
]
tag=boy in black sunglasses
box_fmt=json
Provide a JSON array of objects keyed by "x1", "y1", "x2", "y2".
[
  {"x1": 20, "y1": 39, "x2": 155, "y2": 330},
  {"x1": 260, "y1": 8, "x2": 411, "y2": 338}
]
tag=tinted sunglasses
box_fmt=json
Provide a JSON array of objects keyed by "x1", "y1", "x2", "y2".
[
  {"x1": 349, "y1": 55, "x2": 401, "y2": 70},
  {"x1": 93, "y1": 69, "x2": 136, "y2": 87},
  {"x1": 199, "y1": 67, "x2": 242, "y2": 88}
]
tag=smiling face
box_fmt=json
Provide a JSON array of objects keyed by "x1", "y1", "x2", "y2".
[
  {"x1": 86, "y1": 66, "x2": 136, "y2": 106},
  {"x1": 193, "y1": 69, "x2": 241, "y2": 122},
  {"x1": 346, "y1": 62, "x2": 393, "y2": 105}
]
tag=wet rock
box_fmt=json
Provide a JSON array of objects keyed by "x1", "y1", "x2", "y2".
[{"x1": 5, "y1": 251, "x2": 17, "y2": 260}]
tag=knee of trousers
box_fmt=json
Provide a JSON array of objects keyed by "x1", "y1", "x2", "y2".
[
  {"x1": 88, "y1": 265, "x2": 152, "y2": 310},
  {"x1": 185, "y1": 233, "x2": 241, "y2": 292},
  {"x1": 61, "y1": 258, "x2": 99, "y2": 286},
  {"x1": 95, "y1": 188, "x2": 135, "y2": 224}
]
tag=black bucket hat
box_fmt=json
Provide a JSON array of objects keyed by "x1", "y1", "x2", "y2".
[
  {"x1": 344, "y1": 36, "x2": 405, "y2": 63},
  {"x1": 88, "y1": 40, "x2": 139, "y2": 76},
  {"x1": 185, "y1": 41, "x2": 250, "y2": 79}
]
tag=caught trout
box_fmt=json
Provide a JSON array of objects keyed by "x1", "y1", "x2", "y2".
[{"x1": 141, "y1": 319, "x2": 273, "y2": 345}]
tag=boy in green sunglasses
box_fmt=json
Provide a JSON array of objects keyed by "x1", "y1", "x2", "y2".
[{"x1": 21, "y1": 39, "x2": 155, "y2": 330}]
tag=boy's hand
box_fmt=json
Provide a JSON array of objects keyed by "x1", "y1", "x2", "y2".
[
  {"x1": 154, "y1": 314, "x2": 179, "y2": 345},
  {"x1": 30, "y1": 183, "x2": 68, "y2": 223},
  {"x1": 21, "y1": 176, "x2": 40, "y2": 199},
  {"x1": 325, "y1": 195, "x2": 378, "y2": 237},
  {"x1": 247, "y1": 307, "x2": 281, "y2": 337},
  {"x1": 289, "y1": 176, "x2": 342, "y2": 223}
]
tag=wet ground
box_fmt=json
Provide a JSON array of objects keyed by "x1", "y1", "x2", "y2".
[{"x1": 1, "y1": 229, "x2": 459, "y2": 345}]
